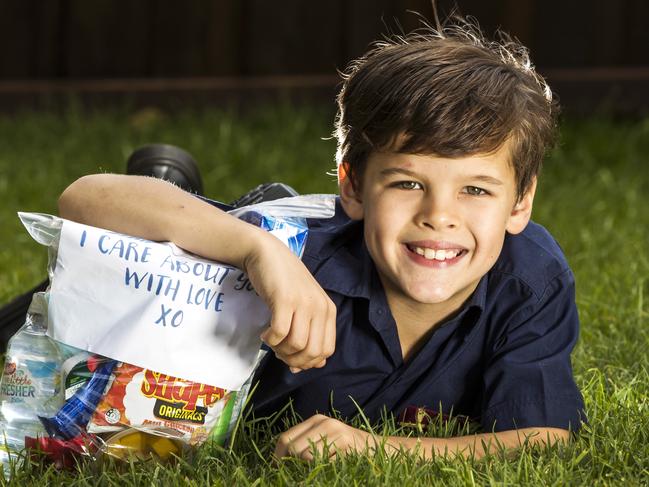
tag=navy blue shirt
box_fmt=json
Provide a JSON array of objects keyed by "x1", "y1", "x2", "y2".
[{"x1": 248, "y1": 199, "x2": 585, "y2": 432}]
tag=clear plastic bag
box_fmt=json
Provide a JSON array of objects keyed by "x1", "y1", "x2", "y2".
[
  {"x1": 34, "y1": 348, "x2": 255, "y2": 461},
  {"x1": 8, "y1": 194, "x2": 335, "y2": 467}
]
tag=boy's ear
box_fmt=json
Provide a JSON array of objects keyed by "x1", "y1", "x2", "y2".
[
  {"x1": 338, "y1": 164, "x2": 364, "y2": 221},
  {"x1": 506, "y1": 177, "x2": 537, "y2": 235}
]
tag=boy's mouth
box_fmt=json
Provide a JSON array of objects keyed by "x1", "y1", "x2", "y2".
[{"x1": 405, "y1": 243, "x2": 467, "y2": 262}]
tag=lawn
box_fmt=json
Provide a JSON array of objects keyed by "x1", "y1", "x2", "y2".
[{"x1": 0, "y1": 103, "x2": 648, "y2": 485}]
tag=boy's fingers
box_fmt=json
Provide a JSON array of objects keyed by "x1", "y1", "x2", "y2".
[
  {"x1": 275, "y1": 415, "x2": 347, "y2": 460},
  {"x1": 295, "y1": 300, "x2": 336, "y2": 370},
  {"x1": 278, "y1": 314, "x2": 328, "y2": 370},
  {"x1": 262, "y1": 287, "x2": 336, "y2": 370},
  {"x1": 275, "y1": 308, "x2": 310, "y2": 355},
  {"x1": 305, "y1": 315, "x2": 333, "y2": 369},
  {"x1": 306, "y1": 295, "x2": 336, "y2": 362},
  {"x1": 261, "y1": 305, "x2": 293, "y2": 347},
  {"x1": 294, "y1": 436, "x2": 333, "y2": 461},
  {"x1": 322, "y1": 300, "x2": 337, "y2": 358},
  {"x1": 270, "y1": 294, "x2": 335, "y2": 369},
  {"x1": 274, "y1": 415, "x2": 329, "y2": 458},
  {"x1": 275, "y1": 351, "x2": 316, "y2": 369}
]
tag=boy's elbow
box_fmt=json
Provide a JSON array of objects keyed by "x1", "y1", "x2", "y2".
[{"x1": 58, "y1": 174, "x2": 109, "y2": 222}]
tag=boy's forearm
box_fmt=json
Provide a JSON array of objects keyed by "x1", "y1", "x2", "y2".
[
  {"x1": 59, "y1": 174, "x2": 338, "y2": 372},
  {"x1": 58, "y1": 173, "x2": 271, "y2": 269},
  {"x1": 382, "y1": 427, "x2": 570, "y2": 460}
]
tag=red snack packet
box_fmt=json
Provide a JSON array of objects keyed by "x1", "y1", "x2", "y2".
[
  {"x1": 25, "y1": 434, "x2": 98, "y2": 470},
  {"x1": 87, "y1": 363, "x2": 233, "y2": 445}
]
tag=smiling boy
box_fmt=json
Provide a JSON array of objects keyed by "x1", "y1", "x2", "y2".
[
  {"x1": 58, "y1": 21, "x2": 585, "y2": 460},
  {"x1": 349, "y1": 148, "x2": 525, "y2": 338}
]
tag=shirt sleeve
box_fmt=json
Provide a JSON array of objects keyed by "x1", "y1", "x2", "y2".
[{"x1": 481, "y1": 269, "x2": 586, "y2": 432}]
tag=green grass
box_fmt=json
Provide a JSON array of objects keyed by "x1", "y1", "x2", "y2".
[{"x1": 1, "y1": 104, "x2": 648, "y2": 485}]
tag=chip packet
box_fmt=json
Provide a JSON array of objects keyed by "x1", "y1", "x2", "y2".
[{"x1": 87, "y1": 362, "x2": 230, "y2": 444}]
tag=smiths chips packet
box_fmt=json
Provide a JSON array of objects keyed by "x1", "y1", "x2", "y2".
[{"x1": 87, "y1": 363, "x2": 234, "y2": 446}]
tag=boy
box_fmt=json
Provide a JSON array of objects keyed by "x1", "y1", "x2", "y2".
[{"x1": 58, "y1": 20, "x2": 585, "y2": 460}]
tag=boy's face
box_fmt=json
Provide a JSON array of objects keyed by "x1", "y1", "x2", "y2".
[{"x1": 340, "y1": 143, "x2": 535, "y2": 318}]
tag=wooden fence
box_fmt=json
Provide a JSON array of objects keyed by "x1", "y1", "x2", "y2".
[
  {"x1": 0, "y1": 0, "x2": 647, "y2": 113},
  {"x1": 1, "y1": 0, "x2": 648, "y2": 78}
]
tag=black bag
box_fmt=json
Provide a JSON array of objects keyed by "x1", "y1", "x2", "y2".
[{"x1": 0, "y1": 279, "x2": 49, "y2": 352}]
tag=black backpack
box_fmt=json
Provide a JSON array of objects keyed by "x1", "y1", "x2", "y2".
[{"x1": 0, "y1": 280, "x2": 49, "y2": 352}]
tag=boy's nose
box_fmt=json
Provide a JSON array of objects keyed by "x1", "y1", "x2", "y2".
[{"x1": 416, "y1": 195, "x2": 459, "y2": 230}]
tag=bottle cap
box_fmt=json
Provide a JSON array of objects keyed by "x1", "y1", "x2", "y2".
[{"x1": 27, "y1": 292, "x2": 48, "y2": 317}]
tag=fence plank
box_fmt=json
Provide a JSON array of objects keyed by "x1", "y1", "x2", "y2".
[
  {"x1": 149, "y1": 0, "x2": 212, "y2": 76},
  {"x1": 343, "y1": 0, "x2": 402, "y2": 61},
  {"x1": 64, "y1": 0, "x2": 150, "y2": 77},
  {"x1": 622, "y1": 0, "x2": 649, "y2": 65},
  {"x1": 204, "y1": 0, "x2": 244, "y2": 76},
  {"x1": 240, "y1": 0, "x2": 346, "y2": 76},
  {"x1": 0, "y1": 0, "x2": 61, "y2": 78},
  {"x1": 33, "y1": 1, "x2": 63, "y2": 77},
  {"x1": 1, "y1": 0, "x2": 648, "y2": 79}
]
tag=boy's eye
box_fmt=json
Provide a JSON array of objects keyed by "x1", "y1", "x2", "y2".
[
  {"x1": 464, "y1": 186, "x2": 488, "y2": 196},
  {"x1": 394, "y1": 181, "x2": 423, "y2": 190}
]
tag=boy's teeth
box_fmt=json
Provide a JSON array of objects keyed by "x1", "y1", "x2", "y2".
[{"x1": 412, "y1": 246, "x2": 460, "y2": 261}]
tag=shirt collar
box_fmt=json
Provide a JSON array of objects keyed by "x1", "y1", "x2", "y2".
[
  {"x1": 307, "y1": 220, "x2": 374, "y2": 299},
  {"x1": 463, "y1": 272, "x2": 488, "y2": 316}
]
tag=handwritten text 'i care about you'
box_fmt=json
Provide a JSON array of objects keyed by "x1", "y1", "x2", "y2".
[{"x1": 77, "y1": 229, "x2": 257, "y2": 328}]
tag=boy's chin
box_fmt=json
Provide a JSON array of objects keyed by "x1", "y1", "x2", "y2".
[
  {"x1": 403, "y1": 284, "x2": 459, "y2": 305},
  {"x1": 401, "y1": 279, "x2": 477, "y2": 307}
]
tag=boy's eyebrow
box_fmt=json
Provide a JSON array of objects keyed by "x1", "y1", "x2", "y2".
[
  {"x1": 471, "y1": 175, "x2": 504, "y2": 186},
  {"x1": 379, "y1": 167, "x2": 419, "y2": 178},
  {"x1": 379, "y1": 168, "x2": 504, "y2": 186}
]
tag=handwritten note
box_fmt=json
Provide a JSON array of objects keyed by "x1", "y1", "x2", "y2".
[{"x1": 48, "y1": 219, "x2": 270, "y2": 390}]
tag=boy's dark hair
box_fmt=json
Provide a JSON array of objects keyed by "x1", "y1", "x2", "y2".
[{"x1": 334, "y1": 19, "x2": 558, "y2": 200}]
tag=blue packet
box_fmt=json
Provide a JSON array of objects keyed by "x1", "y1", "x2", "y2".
[
  {"x1": 237, "y1": 211, "x2": 308, "y2": 257},
  {"x1": 40, "y1": 358, "x2": 117, "y2": 440}
]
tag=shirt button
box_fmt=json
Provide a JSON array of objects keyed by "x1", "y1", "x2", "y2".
[{"x1": 377, "y1": 308, "x2": 384, "y2": 315}]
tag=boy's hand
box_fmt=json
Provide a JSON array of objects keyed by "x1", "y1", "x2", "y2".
[
  {"x1": 274, "y1": 414, "x2": 373, "y2": 460},
  {"x1": 274, "y1": 416, "x2": 572, "y2": 462},
  {"x1": 243, "y1": 236, "x2": 336, "y2": 371}
]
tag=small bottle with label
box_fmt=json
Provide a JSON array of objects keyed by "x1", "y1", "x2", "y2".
[{"x1": 0, "y1": 292, "x2": 63, "y2": 474}]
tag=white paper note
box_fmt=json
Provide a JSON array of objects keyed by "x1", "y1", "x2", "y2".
[{"x1": 48, "y1": 220, "x2": 269, "y2": 391}]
